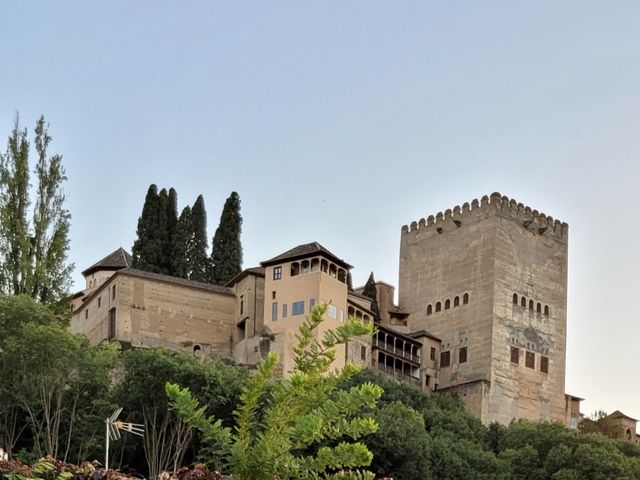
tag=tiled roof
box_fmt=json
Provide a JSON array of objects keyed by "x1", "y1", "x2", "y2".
[
  {"x1": 225, "y1": 267, "x2": 266, "y2": 286},
  {"x1": 261, "y1": 242, "x2": 352, "y2": 268},
  {"x1": 407, "y1": 329, "x2": 441, "y2": 342},
  {"x1": 82, "y1": 248, "x2": 132, "y2": 276},
  {"x1": 118, "y1": 268, "x2": 234, "y2": 295},
  {"x1": 609, "y1": 410, "x2": 638, "y2": 422}
]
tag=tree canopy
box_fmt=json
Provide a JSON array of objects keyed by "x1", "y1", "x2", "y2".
[
  {"x1": 209, "y1": 191, "x2": 242, "y2": 285},
  {"x1": 0, "y1": 114, "x2": 73, "y2": 308}
]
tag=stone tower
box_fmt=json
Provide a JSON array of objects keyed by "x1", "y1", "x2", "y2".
[{"x1": 399, "y1": 192, "x2": 568, "y2": 425}]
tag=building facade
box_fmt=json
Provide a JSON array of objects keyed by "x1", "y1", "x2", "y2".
[{"x1": 70, "y1": 192, "x2": 588, "y2": 429}]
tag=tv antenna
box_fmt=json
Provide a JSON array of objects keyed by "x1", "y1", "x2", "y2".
[{"x1": 105, "y1": 407, "x2": 144, "y2": 470}]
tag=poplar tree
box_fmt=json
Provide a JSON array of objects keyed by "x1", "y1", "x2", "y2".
[
  {"x1": 189, "y1": 195, "x2": 209, "y2": 282},
  {"x1": 210, "y1": 191, "x2": 242, "y2": 285},
  {"x1": 0, "y1": 114, "x2": 73, "y2": 307},
  {"x1": 132, "y1": 184, "x2": 165, "y2": 273},
  {"x1": 362, "y1": 272, "x2": 380, "y2": 321}
]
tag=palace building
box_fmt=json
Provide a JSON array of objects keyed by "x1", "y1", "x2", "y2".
[{"x1": 70, "y1": 192, "x2": 585, "y2": 427}]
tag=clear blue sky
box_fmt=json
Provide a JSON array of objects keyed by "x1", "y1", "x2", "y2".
[{"x1": 1, "y1": 1, "x2": 639, "y2": 421}]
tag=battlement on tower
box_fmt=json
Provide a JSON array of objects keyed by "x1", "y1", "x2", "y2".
[{"x1": 401, "y1": 192, "x2": 568, "y2": 241}]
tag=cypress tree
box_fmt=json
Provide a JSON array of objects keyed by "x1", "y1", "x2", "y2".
[
  {"x1": 189, "y1": 195, "x2": 209, "y2": 282},
  {"x1": 210, "y1": 191, "x2": 243, "y2": 285},
  {"x1": 362, "y1": 272, "x2": 380, "y2": 321},
  {"x1": 171, "y1": 206, "x2": 192, "y2": 279},
  {"x1": 132, "y1": 184, "x2": 165, "y2": 273},
  {"x1": 164, "y1": 188, "x2": 178, "y2": 275}
]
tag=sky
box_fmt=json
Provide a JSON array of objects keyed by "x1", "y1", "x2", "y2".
[{"x1": 1, "y1": 1, "x2": 639, "y2": 421}]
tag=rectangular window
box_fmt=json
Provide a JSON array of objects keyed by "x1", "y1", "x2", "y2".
[
  {"x1": 108, "y1": 308, "x2": 116, "y2": 340},
  {"x1": 360, "y1": 345, "x2": 366, "y2": 361},
  {"x1": 85, "y1": 309, "x2": 88, "y2": 320},
  {"x1": 430, "y1": 347, "x2": 436, "y2": 361},
  {"x1": 525, "y1": 351, "x2": 535, "y2": 369},
  {"x1": 292, "y1": 301, "x2": 304, "y2": 316},
  {"x1": 273, "y1": 266, "x2": 282, "y2": 280},
  {"x1": 541, "y1": 355, "x2": 549, "y2": 374},
  {"x1": 112, "y1": 284, "x2": 116, "y2": 300},
  {"x1": 440, "y1": 351, "x2": 451, "y2": 368},
  {"x1": 240, "y1": 295, "x2": 244, "y2": 315},
  {"x1": 425, "y1": 375, "x2": 431, "y2": 387},
  {"x1": 272, "y1": 291, "x2": 276, "y2": 299},
  {"x1": 272, "y1": 302, "x2": 278, "y2": 321},
  {"x1": 459, "y1": 347, "x2": 467, "y2": 364},
  {"x1": 327, "y1": 304, "x2": 337, "y2": 319},
  {"x1": 283, "y1": 303, "x2": 288, "y2": 318},
  {"x1": 511, "y1": 347, "x2": 520, "y2": 365},
  {"x1": 237, "y1": 319, "x2": 246, "y2": 341},
  {"x1": 98, "y1": 296, "x2": 102, "y2": 308}
]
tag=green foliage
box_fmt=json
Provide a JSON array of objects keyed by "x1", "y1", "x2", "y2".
[
  {"x1": 171, "y1": 205, "x2": 192, "y2": 279},
  {"x1": 189, "y1": 195, "x2": 209, "y2": 282},
  {"x1": 0, "y1": 114, "x2": 73, "y2": 307},
  {"x1": 360, "y1": 273, "x2": 379, "y2": 321},
  {"x1": 167, "y1": 302, "x2": 381, "y2": 479},
  {"x1": 578, "y1": 409, "x2": 624, "y2": 439},
  {"x1": 209, "y1": 191, "x2": 242, "y2": 285},
  {"x1": 132, "y1": 184, "x2": 166, "y2": 273}
]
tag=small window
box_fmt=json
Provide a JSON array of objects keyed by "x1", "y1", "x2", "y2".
[
  {"x1": 544, "y1": 305, "x2": 550, "y2": 316},
  {"x1": 435, "y1": 302, "x2": 442, "y2": 312},
  {"x1": 463, "y1": 293, "x2": 469, "y2": 304},
  {"x1": 301, "y1": 260, "x2": 310, "y2": 274},
  {"x1": 360, "y1": 345, "x2": 366, "y2": 361},
  {"x1": 513, "y1": 293, "x2": 518, "y2": 304},
  {"x1": 112, "y1": 284, "x2": 116, "y2": 300},
  {"x1": 273, "y1": 267, "x2": 282, "y2": 280},
  {"x1": 541, "y1": 355, "x2": 549, "y2": 374},
  {"x1": 529, "y1": 300, "x2": 534, "y2": 310},
  {"x1": 511, "y1": 347, "x2": 520, "y2": 364},
  {"x1": 85, "y1": 309, "x2": 88, "y2": 320},
  {"x1": 525, "y1": 351, "x2": 535, "y2": 369},
  {"x1": 282, "y1": 303, "x2": 288, "y2": 318},
  {"x1": 327, "y1": 304, "x2": 337, "y2": 319},
  {"x1": 292, "y1": 301, "x2": 305, "y2": 316},
  {"x1": 425, "y1": 375, "x2": 431, "y2": 387},
  {"x1": 291, "y1": 262, "x2": 300, "y2": 276},
  {"x1": 272, "y1": 302, "x2": 278, "y2": 321},
  {"x1": 430, "y1": 346, "x2": 436, "y2": 361},
  {"x1": 193, "y1": 344, "x2": 202, "y2": 355},
  {"x1": 108, "y1": 308, "x2": 116, "y2": 340},
  {"x1": 427, "y1": 304, "x2": 432, "y2": 315},
  {"x1": 537, "y1": 302, "x2": 541, "y2": 313},
  {"x1": 445, "y1": 299, "x2": 451, "y2": 310},
  {"x1": 454, "y1": 296, "x2": 460, "y2": 307},
  {"x1": 272, "y1": 291, "x2": 276, "y2": 300},
  {"x1": 459, "y1": 347, "x2": 467, "y2": 364},
  {"x1": 98, "y1": 296, "x2": 102, "y2": 308},
  {"x1": 240, "y1": 295, "x2": 245, "y2": 315},
  {"x1": 440, "y1": 351, "x2": 451, "y2": 368},
  {"x1": 521, "y1": 297, "x2": 527, "y2": 308},
  {"x1": 237, "y1": 320, "x2": 246, "y2": 341}
]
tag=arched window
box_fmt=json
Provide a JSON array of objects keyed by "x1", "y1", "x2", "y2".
[
  {"x1": 337, "y1": 269, "x2": 346, "y2": 283},
  {"x1": 193, "y1": 345, "x2": 202, "y2": 357},
  {"x1": 544, "y1": 305, "x2": 550, "y2": 316},
  {"x1": 454, "y1": 296, "x2": 460, "y2": 307},
  {"x1": 301, "y1": 260, "x2": 310, "y2": 274},
  {"x1": 521, "y1": 297, "x2": 527, "y2": 308},
  {"x1": 291, "y1": 262, "x2": 300, "y2": 276},
  {"x1": 445, "y1": 299, "x2": 451, "y2": 310},
  {"x1": 435, "y1": 302, "x2": 442, "y2": 312},
  {"x1": 513, "y1": 293, "x2": 518, "y2": 305},
  {"x1": 536, "y1": 303, "x2": 541, "y2": 313},
  {"x1": 463, "y1": 293, "x2": 469, "y2": 305},
  {"x1": 320, "y1": 259, "x2": 328, "y2": 273},
  {"x1": 329, "y1": 264, "x2": 337, "y2": 278},
  {"x1": 427, "y1": 304, "x2": 432, "y2": 315},
  {"x1": 311, "y1": 258, "x2": 319, "y2": 272},
  {"x1": 529, "y1": 300, "x2": 534, "y2": 310}
]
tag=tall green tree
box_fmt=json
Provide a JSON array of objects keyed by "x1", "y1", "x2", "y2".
[
  {"x1": 189, "y1": 194, "x2": 209, "y2": 282},
  {"x1": 171, "y1": 206, "x2": 192, "y2": 279},
  {"x1": 132, "y1": 185, "x2": 166, "y2": 274},
  {"x1": 164, "y1": 187, "x2": 179, "y2": 274},
  {"x1": 0, "y1": 114, "x2": 73, "y2": 307},
  {"x1": 210, "y1": 191, "x2": 242, "y2": 285},
  {"x1": 361, "y1": 272, "x2": 380, "y2": 321}
]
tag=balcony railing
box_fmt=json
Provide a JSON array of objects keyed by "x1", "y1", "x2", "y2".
[
  {"x1": 375, "y1": 363, "x2": 421, "y2": 386},
  {"x1": 372, "y1": 338, "x2": 421, "y2": 364}
]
